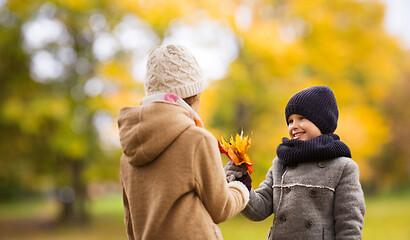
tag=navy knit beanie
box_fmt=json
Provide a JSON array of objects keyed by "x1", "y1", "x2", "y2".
[{"x1": 285, "y1": 86, "x2": 339, "y2": 134}]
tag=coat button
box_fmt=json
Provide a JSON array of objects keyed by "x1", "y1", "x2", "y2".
[
  {"x1": 318, "y1": 161, "x2": 326, "y2": 168},
  {"x1": 305, "y1": 220, "x2": 314, "y2": 228},
  {"x1": 310, "y1": 190, "x2": 317, "y2": 198},
  {"x1": 278, "y1": 215, "x2": 286, "y2": 223},
  {"x1": 284, "y1": 187, "x2": 291, "y2": 194}
]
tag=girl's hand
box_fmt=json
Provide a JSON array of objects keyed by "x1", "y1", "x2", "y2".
[{"x1": 224, "y1": 160, "x2": 248, "y2": 182}]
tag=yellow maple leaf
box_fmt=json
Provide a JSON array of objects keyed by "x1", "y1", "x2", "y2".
[{"x1": 219, "y1": 131, "x2": 255, "y2": 174}]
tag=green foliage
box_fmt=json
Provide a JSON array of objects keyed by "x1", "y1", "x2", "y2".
[
  {"x1": 371, "y1": 75, "x2": 410, "y2": 191},
  {"x1": 0, "y1": 0, "x2": 123, "y2": 221}
]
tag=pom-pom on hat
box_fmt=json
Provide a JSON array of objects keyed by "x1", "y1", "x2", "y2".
[
  {"x1": 145, "y1": 44, "x2": 206, "y2": 99},
  {"x1": 285, "y1": 86, "x2": 339, "y2": 134}
]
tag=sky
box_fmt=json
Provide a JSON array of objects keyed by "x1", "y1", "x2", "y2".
[{"x1": 382, "y1": 0, "x2": 410, "y2": 49}]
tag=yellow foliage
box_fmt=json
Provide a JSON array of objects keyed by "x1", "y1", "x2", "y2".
[
  {"x1": 97, "y1": 61, "x2": 137, "y2": 87},
  {"x1": 56, "y1": 0, "x2": 97, "y2": 11},
  {"x1": 337, "y1": 105, "x2": 390, "y2": 180},
  {"x1": 220, "y1": 131, "x2": 255, "y2": 173},
  {"x1": 77, "y1": 0, "x2": 406, "y2": 186}
]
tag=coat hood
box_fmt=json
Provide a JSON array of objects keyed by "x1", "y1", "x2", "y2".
[{"x1": 118, "y1": 102, "x2": 195, "y2": 166}]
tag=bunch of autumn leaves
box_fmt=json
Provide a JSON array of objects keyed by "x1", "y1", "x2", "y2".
[{"x1": 218, "y1": 131, "x2": 255, "y2": 174}]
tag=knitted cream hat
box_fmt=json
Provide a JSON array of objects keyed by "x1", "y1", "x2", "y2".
[{"x1": 145, "y1": 44, "x2": 206, "y2": 99}]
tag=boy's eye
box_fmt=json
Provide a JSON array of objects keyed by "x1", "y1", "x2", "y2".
[
  {"x1": 288, "y1": 119, "x2": 293, "y2": 124},
  {"x1": 299, "y1": 116, "x2": 305, "y2": 120}
]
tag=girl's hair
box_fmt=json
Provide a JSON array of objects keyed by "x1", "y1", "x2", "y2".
[{"x1": 183, "y1": 95, "x2": 199, "y2": 107}]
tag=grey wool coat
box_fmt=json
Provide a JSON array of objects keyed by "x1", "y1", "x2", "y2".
[{"x1": 242, "y1": 157, "x2": 365, "y2": 240}]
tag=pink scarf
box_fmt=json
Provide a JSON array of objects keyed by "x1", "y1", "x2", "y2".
[{"x1": 141, "y1": 93, "x2": 204, "y2": 128}]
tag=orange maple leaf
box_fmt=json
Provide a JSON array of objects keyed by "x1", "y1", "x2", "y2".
[{"x1": 219, "y1": 131, "x2": 255, "y2": 174}]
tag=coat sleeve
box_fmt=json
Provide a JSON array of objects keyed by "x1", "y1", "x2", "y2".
[
  {"x1": 241, "y1": 166, "x2": 274, "y2": 221},
  {"x1": 193, "y1": 133, "x2": 249, "y2": 224},
  {"x1": 122, "y1": 187, "x2": 135, "y2": 240},
  {"x1": 334, "y1": 160, "x2": 366, "y2": 239}
]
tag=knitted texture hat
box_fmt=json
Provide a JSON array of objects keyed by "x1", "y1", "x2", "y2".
[
  {"x1": 285, "y1": 86, "x2": 339, "y2": 134},
  {"x1": 145, "y1": 44, "x2": 206, "y2": 99}
]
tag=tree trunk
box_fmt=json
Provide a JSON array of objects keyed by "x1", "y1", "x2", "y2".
[
  {"x1": 59, "y1": 159, "x2": 89, "y2": 224},
  {"x1": 236, "y1": 101, "x2": 251, "y2": 133}
]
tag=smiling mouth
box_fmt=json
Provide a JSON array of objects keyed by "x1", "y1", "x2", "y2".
[{"x1": 293, "y1": 132, "x2": 305, "y2": 139}]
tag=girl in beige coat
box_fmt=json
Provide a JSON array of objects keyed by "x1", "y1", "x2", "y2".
[{"x1": 118, "y1": 44, "x2": 249, "y2": 240}]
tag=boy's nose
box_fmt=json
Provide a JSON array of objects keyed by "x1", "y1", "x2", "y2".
[
  {"x1": 291, "y1": 121, "x2": 300, "y2": 128},
  {"x1": 289, "y1": 123, "x2": 298, "y2": 132}
]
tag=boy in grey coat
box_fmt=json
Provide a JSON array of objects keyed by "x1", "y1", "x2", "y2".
[{"x1": 225, "y1": 86, "x2": 365, "y2": 239}]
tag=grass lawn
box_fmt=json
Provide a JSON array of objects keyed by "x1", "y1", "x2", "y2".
[
  {"x1": 362, "y1": 190, "x2": 410, "y2": 240},
  {"x1": 0, "y1": 189, "x2": 409, "y2": 240},
  {"x1": 0, "y1": 195, "x2": 126, "y2": 240}
]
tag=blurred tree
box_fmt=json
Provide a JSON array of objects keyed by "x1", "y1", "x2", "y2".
[
  {"x1": 0, "y1": 8, "x2": 41, "y2": 200},
  {"x1": 372, "y1": 70, "x2": 410, "y2": 191},
  {"x1": 116, "y1": 0, "x2": 409, "y2": 188},
  {"x1": 0, "y1": 0, "x2": 128, "y2": 223},
  {"x1": 199, "y1": 0, "x2": 407, "y2": 187},
  {"x1": 1, "y1": 0, "x2": 409, "y2": 230}
]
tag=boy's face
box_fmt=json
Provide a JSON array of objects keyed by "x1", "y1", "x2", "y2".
[{"x1": 288, "y1": 114, "x2": 322, "y2": 141}]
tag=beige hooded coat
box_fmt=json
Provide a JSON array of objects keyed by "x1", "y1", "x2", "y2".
[{"x1": 118, "y1": 101, "x2": 249, "y2": 240}]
